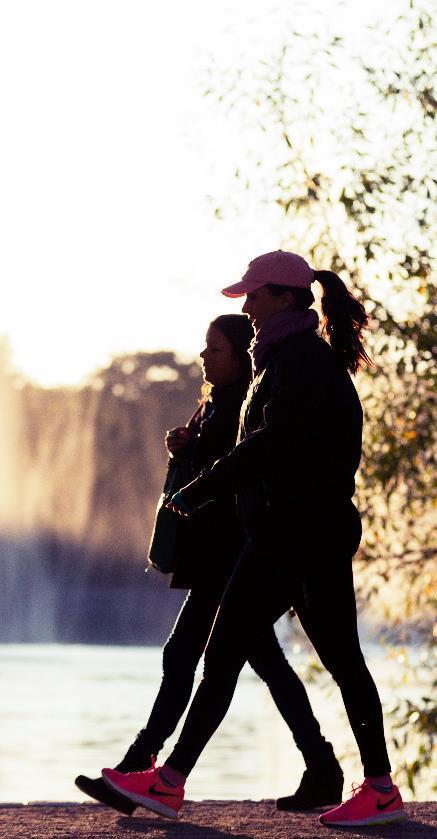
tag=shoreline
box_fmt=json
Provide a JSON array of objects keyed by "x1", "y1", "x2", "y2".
[{"x1": 0, "y1": 800, "x2": 435, "y2": 838}]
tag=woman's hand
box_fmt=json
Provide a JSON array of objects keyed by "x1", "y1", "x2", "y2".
[
  {"x1": 166, "y1": 490, "x2": 192, "y2": 518},
  {"x1": 166, "y1": 500, "x2": 190, "y2": 518},
  {"x1": 165, "y1": 426, "x2": 191, "y2": 456}
]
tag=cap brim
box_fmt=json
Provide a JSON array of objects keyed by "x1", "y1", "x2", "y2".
[{"x1": 221, "y1": 280, "x2": 250, "y2": 298}]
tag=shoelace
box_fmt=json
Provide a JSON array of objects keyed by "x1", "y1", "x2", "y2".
[
  {"x1": 347, "y1": 781, "x2": 368, "y2": 799},
  {"x1": 121, "y1": 757, "x2": 156, "y2": 777},
  {"x1": 328, "y1": 781, "x2": 366, "y2": 808}
]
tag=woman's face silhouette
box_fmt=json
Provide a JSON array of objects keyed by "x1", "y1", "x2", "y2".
[{"x1": 242, "y1": 286, "x2": 295, "y2": 330}]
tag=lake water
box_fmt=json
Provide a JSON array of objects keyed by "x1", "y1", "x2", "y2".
[{"x1": 0, "y1": 641, "x2": 430, "y2": 804}]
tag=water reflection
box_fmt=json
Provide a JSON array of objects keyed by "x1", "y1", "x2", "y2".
[{"x1": 0, "y1": 643, "x2": 428, "y2": 803}]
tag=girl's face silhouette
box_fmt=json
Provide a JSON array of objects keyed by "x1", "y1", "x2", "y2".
[{"x1": 200, "y1": 325, "x2": 241, "y2": 388}]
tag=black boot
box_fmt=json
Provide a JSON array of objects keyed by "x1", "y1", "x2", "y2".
[
  {"x1": 75, "y1": 731, "x2": 154, "y2": 815},
  {"x1": 276, "y1": 747, "x2": 343, "y2": 811},
  {"x1": 75, "y1": 775, "x2": 137, "y2": 815}
]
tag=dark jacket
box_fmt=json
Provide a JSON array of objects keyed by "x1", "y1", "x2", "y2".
[
  {"x1": 182, "y1": 330, "x2": 363, "y2": 547},
  {"x1": 170, "y1": 378, "x2": 248, "y2": 589}
]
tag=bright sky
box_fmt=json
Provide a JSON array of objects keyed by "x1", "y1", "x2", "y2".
[{"x1": 1, "y1": 0, "x2": 403, "y2": 386}]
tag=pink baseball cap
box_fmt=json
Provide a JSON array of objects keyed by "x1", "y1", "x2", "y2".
[{"x1": 222, "y1": 250, "x2": 315, "y2": 297}]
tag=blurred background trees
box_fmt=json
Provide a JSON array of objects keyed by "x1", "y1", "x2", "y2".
[
  {"x1": 203, "y1": 0, "x2": 435, "y2": 793},
  {"x1": 0, "y1": 350, "x2": 199, "y2": 644}
]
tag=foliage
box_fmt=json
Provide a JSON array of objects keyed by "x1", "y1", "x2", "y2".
[{"x1": 389, "y1": 693, "x2": 436, "y2": 795}]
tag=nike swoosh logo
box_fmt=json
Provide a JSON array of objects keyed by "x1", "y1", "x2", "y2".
[
  {"x1": 376, "y1": 794, "x2": 400, "y2": 811},
  {"x1": 149, "y1": 783, "x2": 178, "y2": 798}
]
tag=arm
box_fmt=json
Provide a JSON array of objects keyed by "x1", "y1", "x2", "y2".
[{"x1": 170, "y1": 357, "x2": 328, "y2": 513}]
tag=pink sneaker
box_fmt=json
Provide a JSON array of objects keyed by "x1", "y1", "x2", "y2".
[
  {"x1": 320, "y1": 779, "x2": 405, "y2": 827},
  {"x1": 102, "y1": 758, "x2": 184, "y2": 819}
]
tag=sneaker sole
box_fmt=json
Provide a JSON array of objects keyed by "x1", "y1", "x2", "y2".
[
  {"x1": 102, "y1": 776, "x2": 180, "y2": 820},
  {"x1": 320, "y1": 808, "x2": 406, "y2": 827},
  {"x1": 277, "y1": 798, "x2": 342, "y2": 811}
]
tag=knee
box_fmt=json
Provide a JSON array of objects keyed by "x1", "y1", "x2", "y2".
[
  {"x1": 248, "y1": 648, "x2": 288, "y2": 683},
  {"x1": 203, "y1": 637, "x2": 244, "y2": 684},
  {"x1": 321, "y1": 648, "x2": 367, "y2": 687},
  {"x1": 162, "y1": 635, "x2": 201, "y2": 677}
]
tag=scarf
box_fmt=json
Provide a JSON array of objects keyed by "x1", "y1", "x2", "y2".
[{"x1": 252, "y1": 308, "x2": 319, "y2": 372}]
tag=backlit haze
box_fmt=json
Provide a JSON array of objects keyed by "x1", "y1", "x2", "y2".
[{"x1": 1, "y1": 0, "x2": 402, "y2": 387}]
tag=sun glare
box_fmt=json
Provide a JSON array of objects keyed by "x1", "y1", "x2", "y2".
[{"x1": 0, "y1": 0, "x2": 410, "y2": 387}]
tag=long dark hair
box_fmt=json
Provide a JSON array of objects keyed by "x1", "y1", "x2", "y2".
[
  {"x1": 314, "y1": 271, "x2": 372, "y2": 374},
  {"x1": 265, "y1": 273, "x2": 372, "y2": 375}
]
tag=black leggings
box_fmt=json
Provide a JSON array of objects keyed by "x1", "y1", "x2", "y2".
[
  {"x1": 139, "y1": 583, "x2": 332, "y2": 767},
  {"x1": 168, "y1": 504, "x2": 391, "y2": 778}
]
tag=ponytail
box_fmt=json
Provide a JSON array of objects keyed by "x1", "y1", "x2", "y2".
[{"x1": 314, "y1": 271, "x2": 373, "y2": 375}]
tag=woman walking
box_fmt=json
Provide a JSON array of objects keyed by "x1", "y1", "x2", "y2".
[
  {"x1": 102, "y1": 252, "x2": 405, "y2": 828},
  {"x1": 77, "y1": 311, "x2": 342, "y2": 814}
]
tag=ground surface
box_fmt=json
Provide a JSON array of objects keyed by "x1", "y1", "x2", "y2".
[{"x1": 0, "y1": 801, "x2": 435, "y2": 839}]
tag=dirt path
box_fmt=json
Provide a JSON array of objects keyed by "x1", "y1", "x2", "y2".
[{"x1": 1, "y1": 801, "x2": 435, "y2": 839}]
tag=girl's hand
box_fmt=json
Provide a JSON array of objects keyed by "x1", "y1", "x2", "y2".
[{"x1": 165, "y1": 426, "x2": 191, "y2": 456}]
